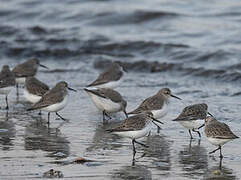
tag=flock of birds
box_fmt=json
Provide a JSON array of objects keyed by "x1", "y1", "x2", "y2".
[{"x1": 0, "y1": 58, "x2": 239, "y2": 161}]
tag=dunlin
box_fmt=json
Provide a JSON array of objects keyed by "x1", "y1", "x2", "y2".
[
  {"x1": 24, "y1": 77, "x2": 49, "y2": 114},
  {"x1": 27, "y1": 81, "x2": 76, "y2": 124},
  {"x1": 205, "y1": 116, "x2": 239, "y2": 158},
  {"x1": 128, "y1": 88, "x2": 181, "y2": 132},
  {"x1": 12, "y1": 58, "x2": 48, "y2": 96},
  {"x1": 173, "y1": 103, "x2": 211, "y2": 139},
  {"x1": 84, "y1": 88, "x2": 128, "y2": 122},
  {"x1": 0, "y1": 65, "x2": 16, "y2": 109},
  {"x1": 87, "y1": 62, "x2": 125, "y2": 89},
  {"x1": 106, "y1": 112, "x2": 163, "y2": 159}
]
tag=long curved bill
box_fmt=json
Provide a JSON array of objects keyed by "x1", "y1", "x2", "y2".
[
  {"x1": 39, "y1": 64, "x2": 49, "y2": 69},
  {"x1": 68, "y1": 87, "x2": 77, "y2": 92},
  {"x1": 151, "y1": 117, "x2": 164, "y2": 124},
  {"x1": 171, "y1": 94, "x2": 182, "y2": 100}
]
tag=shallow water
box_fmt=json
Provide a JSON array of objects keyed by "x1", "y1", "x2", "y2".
[{"x1": 0, "y1": 0, "x2": 241, "y2": 179}]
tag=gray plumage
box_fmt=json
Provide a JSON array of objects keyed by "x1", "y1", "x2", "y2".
[
  {"x1": 0, "y1": 65, "x2": 15, "y2": 88},
  {"x1": 84, "y1": 88, "x2": 124, "y2": 103},
  {"x1": 12, "y1": 58, "x2": 40, "y2": 77},
  {"x1": 107, "y1": 113, "x2": 151, "y2": 132},
  {"x1": 87, "y1": 62, "x2": 123, "y2": 87},
  {"x1": 205, "y1": 117, "x2": 239, "y2": 139},
  {"x1": 173, "y1": 103, "x2": 208, "y2": 121},
  {"x1": 28, "y1": 81, "x2": 68, "y2": 110},
  {"x1": 128, "y1": 88, "x2": 180, "y2": 115},
  {"x1": 25, "y1": 77, "x2": 49, "y2": 96}
]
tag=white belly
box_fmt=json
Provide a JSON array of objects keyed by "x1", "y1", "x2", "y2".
[
  {"x1": 23, "y1": 87, "x2": 41, "y2": 104},
  {"x1": 0, "y1": 87, "x2": 12, "y2": 95},
  {"x1": 151, "y1": 103, "x2": 168, "y2": 119},
  {"x1": 207, "y1": 137, "x2": 232, "y2": 146},
  {"x1": 16, "y1": 77, "x2": 26, "y2": 84},
  {"x1": 179, "y1": 119, "x2": 204, "y2": 130},
  {"x1": 87, "y1": 92, "x2": 121, "y2": 113},
  {"x1": 42, "y1": 95, "x2": 68, "y2": 112},
  {"x1": 113, "y1": 122, "x2": 152, "y2": 139},
  {"x1": 92, "y1": 78, "x2": 123, "y2": 89}
]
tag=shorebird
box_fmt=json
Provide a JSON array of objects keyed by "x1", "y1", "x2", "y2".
[
  {"x1": 128, "y1": 88, "x2": 181, "y2": 132},
  {"x1": 0, "y1": 65, "x2": 16, "y2": 109},
  {"x1": 173, "y1": 103, "x2": 212, "y2": 139},
  {"x1": 106, "y1": 112, "x2": 163, "y2": 160},
  {"x1": 84, "y1": 88, "x2": 128, "y2": 122},
  {"x1": 24, "y1": 77, "x2": 49, "y2": 114},
  {"x1": 87, "y1": 62, "x2": 126, "y2": 89},
  {"x1": 27, "y1": 81, "x2": 76, "y2": 124},
  {"x1": 205, "y1": 116, "x2": 239, "y2": 159},
  {"x1": 12, "y1": 58, "x2": 48, "y2": 96}
]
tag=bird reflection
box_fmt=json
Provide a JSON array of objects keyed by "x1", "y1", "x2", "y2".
[
  {"x1": 144, "y1": 135, "x2": 171, "y2": 171},
  {"x1": 24, "y1": 120, "x2": 70, "y2": 159},
  {"x1": 178, "y1": 139, "x2": 208, "y2": 178},
  {"x1": 86, "y1": 121, "x2": 123, "y2": 152},
  {"x1": 0, "y1": 118, "x2": 16, "y2": 151},
  {"x1": 111, "y1": 164, "x2": 152, "y2": 180},
  {"x1": 205, "y1": 157, "x2": 236, "y2": 179}
]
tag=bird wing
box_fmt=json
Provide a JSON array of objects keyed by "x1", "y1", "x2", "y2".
[
  {"x1": 108, "y1": 115, "x2": 146, "y2": 132},
  {"x1": 206, "y1": 122, "x2": 238, "y2": 139},
  {"x1": 29, "y1": 89, "x2": 64, "y2": 110},
  {"x1": 173, "y1": 105, "x2": 206, "y2": 121},
  {"x1": 12, "y1": 62, "x2": 36, "y2": 77},
  {"x1": 85, "y1": 88, "x2": 122, "y2": 103},
  {"x1": 87, "y1": 69, "x2": 122, "y2": 87},
  {"x1": 28, "y1": 81, "x2": 49, "y2": 96},
  {"x1": 128, "y1": 95, "x2": 164, "y2": 114}
]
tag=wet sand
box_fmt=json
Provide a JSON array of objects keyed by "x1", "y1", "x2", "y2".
[{"x1": 0, "y1": 67, "x2": 240, "y2": 179}]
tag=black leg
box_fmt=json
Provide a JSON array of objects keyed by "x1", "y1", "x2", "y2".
[
  {"x1": 5, "y1": 95, "x2": 9, "y2": 110},
  {"x1": 219, "y1": 156, "x2": 223, "y2": 170},
  {"x1": 189, "y1": 129, "x2": 193, "y2": 139},
  {"x1": 192, "y1": 129, "x2": 201, "y2": 138},
  {"x1": 47, "y1": 112, "x2": 50, "y2": 124},
  {"x1": 103, "y1": 110, "x2": 111, "y2": 123},
  {"x1": 219, "y1": 145, "x2": 223, "y2": 159},
  {"x1": 152, "y1": 121, "x2": 161, "y2": 133},
  {"x1": 16, "y1": 84, "x2": 19, "y2": 97},
  {"x1": 132, "y1": 139, "x2": 136, "y2": 160},
  {"x1": 123, "y1": 110, "x2": 128, "y2": 118},
  {"x1": 133, "y1": 139, "x2": 149, "y2": 148},
  {"x1": 56, "y1": 112, "x2": 67, "y2": 121},
  {"x1": 102, "y1": 111, "x2": 106, "y2": 121},
  {"x1": 209, "y1": 146, "x2": 220, "y2": 154},
  {"x1": 38, "y1": 110, "x2": 42, "y2": 116}
]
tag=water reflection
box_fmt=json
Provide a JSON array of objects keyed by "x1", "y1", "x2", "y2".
[
  {"x1": 178, "y1": 139, "x2": 208, "y2": 178},
  {"x1": 0, "y1": 116, "x2": 16, "y2": 151},
  {"x1": 86, "y1": 122, "x2": 123, "y2": 152},
  {"x1": 145, "y1": 135, "x2": 171, "y2": 172},
  {"x1": 111, "y1": 164, "x2": 152, "y2": 180},
  {"x1": 24, "y1": 119, "x2": 70, "y2": 159},
  {"x1": 205, "y1": 158, "x2": 236, "y2": 180}
]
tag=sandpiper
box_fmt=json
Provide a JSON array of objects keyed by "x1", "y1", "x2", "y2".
[
  {"x1": 205, "y1": 116, "x2": 239, "y2": 158},
  {"x1": 106, "y1": 112, "x2": 163, "y2": 159},
  {"x1": 0, "y1": 65, "x2": 16, "y2": 109},
  {"x1": 27, "y1": 81, "x2": 76, "y2": 124},
  {"x1": 84, "y1": 88, "x2": 128, "y2": 122},
  {"x1": 12, "y1": 58, "x2": 48, "y2": 96},
  {"x1": 87, "y1": 62, "x2": 126, "y2": 89},
  {"x1": 24, "y1": 77, "x2": 49, "y2": 114},
  {"x1": 128, "y1": 88, "x2": 181, "y2": 132},
  {"x1": 173, "y1": 103, "x2": 212, "y2": 139}
]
